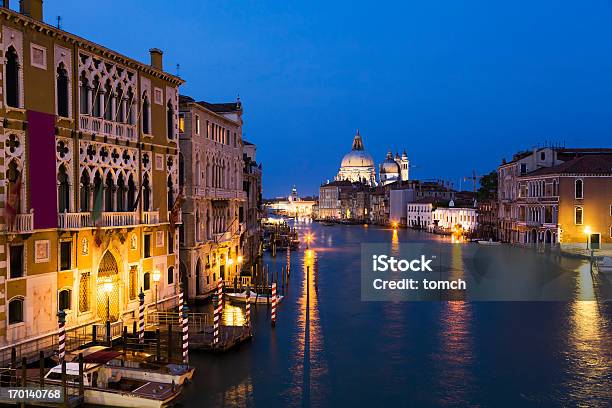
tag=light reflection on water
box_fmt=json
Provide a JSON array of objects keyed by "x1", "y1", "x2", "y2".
[{"x1": 181, "y1": 223, "x2": 612, "y2": 407}]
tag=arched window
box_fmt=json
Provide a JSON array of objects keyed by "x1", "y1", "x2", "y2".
[
  {"x1": 57, "y1": 63, "x2": 69, "y2": 117},
  {"x1": 575, "y1": 206, "x2": 583, "y2": 225},
  {"x1": 127, "y1": 87, "x2": 135, "y2": 125},
  {"x1": 80, "y1": 171, "x2": 90, "y2": 212},
  {"x1": 575, "y1": 179, "x2": 583, "y2": 199},
  {"x1": 142, "y1": 93, "x2": 150, "y2": 134},
  {"x1": 104, "y1": 80, "x2": 113, "y2": 121},
  {"x1": 58, "y1": 289, "x2": 71, "y2": 311},
  {"x1": 93, "y1": 172, "x2": 103, "y2": 213},
  {"x1": 127, "y1": 175, "x2": 136, "y2": 211},
  {"x1": 167, "y1": 266, "x2": 174, "y2": 285},
  {"x1": 104, "y1": 172, "x2": 114, "y2": 212},
  {"x1": 142, "y1": 173, "x2": 151, "y2": 211},
  {"x1": 7, "y1": 160, "x2": 22, "y2": 215},
  {"x1": 167, "y1": 101, "x2": 174, "y2": 139},
  {"x1": 6, "y1": 46, "x2": 20, "y2": 108},
  {"x1": 167, "y1": 175, "x2": 174, "y2": 209},
  {"x1": 8, "y1": 298, "x2": 23, "y2": 324},
  {"x1": 143, "y1": 272, "x2": 151, "y2": 291},
  {"x1": 92, "y1": 76, "x2": 101, "y2": 117},
  {"x1": 79, "y1": 72, "x2": 89, "y2": 114},
  {"x1": 116, "y1": 85, "x2": 125, "y2": 123},
  {"x1": 117, "y1": 173, "x2": 126, "y2": 212},
  {"x1": 58, "y1": 165, "x2": 70, "y2": 213}
]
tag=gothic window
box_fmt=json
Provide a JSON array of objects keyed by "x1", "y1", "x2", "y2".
[
  {"x1": 92, "y1": 76, "x2": 101, "y2": 117},
  {"x1": 6, "y1": 46, "x2": 20, "y2": 108},
  {"x1": 58, "y1": 165, "x2": 70, "y2": 213},
  {"x1": 142, "y1": 93, "x2": 150, "y2": 134},
  {"x1": 167, "y1": 101, "x2": 174, "y2": 139},
  {"x1": 104, "y1": 80, "x2": 113, "y2": 121},
  {"x1": 105, "y1": 172, "x2": 114, "y2": 212},
  {"x1": 8, "y1": 298, "x2": 24, "y2": 324},
  {"x1": 93, "y1": 172, "x2": 103, "y2": 210},
  {"x1": 127, "y1": 87, "x2": 135, "y2": 125},
  {"x1": 117, "y1": 173, "x2": 126, "y2": 211},
  {"x1": 116, "y1": 85, "x2": 125, "y2": 123},
  {"x1": 80, "y1": 72, "x2": 89, "y2": 114},
  {"x1": 127, "y1": 175, "x2": 136, "y2": 211},
  {"x1": 143, "y1": 173, "x2": 151, "y2": 211},
  {"x1": 56, "y1": 63, "x2": 69, "y2": 117},
  {"x1": 80, "y1": 170, "x2": 90, "y2": 212}
]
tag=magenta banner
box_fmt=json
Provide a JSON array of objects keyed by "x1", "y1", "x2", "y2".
[{"x1": 27, "y1": 110, "x2": 57, "y2": 229}]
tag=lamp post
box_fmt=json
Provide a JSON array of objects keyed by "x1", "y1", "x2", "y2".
[
  {"x1": 152, "y1": 269, "x2": 161, "y2": 309},
  {"x1": 103, "y1": 279, "x2": 113, "y2": 322},
  {"x1": 584, "y1": 226, "x2": 591, "y2": 250}
]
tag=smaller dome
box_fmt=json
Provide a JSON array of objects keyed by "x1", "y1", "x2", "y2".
[{"x1": 380, "y1": 150, "x2": 400, "y2": 174}]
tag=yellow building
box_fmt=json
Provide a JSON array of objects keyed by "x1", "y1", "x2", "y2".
[{"x1": 0, "y1": 1, "x2": 183, "y2": 346}]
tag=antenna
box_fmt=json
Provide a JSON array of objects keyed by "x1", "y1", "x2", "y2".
[
  {"x1": 176, "y1": 63, "x2": 181, "y2": 77},
  {"x1": 56, "y1": 16, "x2": 62, "y2": 29}
]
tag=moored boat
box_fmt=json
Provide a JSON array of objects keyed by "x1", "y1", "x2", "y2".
[
  {"x1": 226, "y1": 290, "x2": 284, "y2": 304},
  {"x1": 596, "y1": 257, "x2": 612, "y2": 275},
  {"x1": 477, "y1": 239, "x2": 502, "y2": 246},
  {"x1": 44, "y1": 362, "x2": 182, "y2": 408}
]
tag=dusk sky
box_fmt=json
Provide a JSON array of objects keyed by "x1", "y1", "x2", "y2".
[{"x1": 39, "y1": 0, "x2": 612, "y2": 197}]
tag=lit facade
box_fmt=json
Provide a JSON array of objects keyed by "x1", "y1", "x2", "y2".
[
  {"x1": 178, "y1": 96, "x2": 245, "y2": 298},
  {"x1": 0, "y1": 1, "x2": 183, "y2": 345}
]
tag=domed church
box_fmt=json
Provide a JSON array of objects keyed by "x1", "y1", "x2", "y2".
[
  {"x1": 379, "y1": 150, "x2": 409, "y2": 185},
  {"x1": 336, "y1": 130, "x2": 377, "y2": 186}
]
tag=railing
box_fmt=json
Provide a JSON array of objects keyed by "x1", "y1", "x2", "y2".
[
  {"x1": 213, "y1": 231, "x2": 232, "y2": 243},
  {"x1": 58, "y1": 212, "x2": 91, "y2": 229},
  {"x1": 13, "y1": 212, "x2": 33, "y2": 233},
  {"x1": 58, "y1": 212, "x2": 137, "y2": 228},
  {"x1": 167, "y1": 210, "x2": 182, "y2": 224},
  {"x1": 93, "y1": 320, "x2": 124, "y2": 342},
  {"x1": 79, "y1": 114, "x2": 137, "y2": 141},
  {"x1": 142, "y1": 211, "x2": 160, "y2": 225},
  {"x1": 146, "y1": 311, "x2": 209, "y2": 332}
]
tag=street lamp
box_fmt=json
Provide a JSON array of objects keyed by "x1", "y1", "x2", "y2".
[
  {"x1": 103, "y1": 279, "x2": 113, "y2": 322},
  {"x1": 152, "y1": 269, "x2": 161, "y2": 309},
  {"x1": 584, "y1": 226, "x2": 591, "y2": 250}
]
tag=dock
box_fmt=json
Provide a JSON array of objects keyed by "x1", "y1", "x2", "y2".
[{"x1": 190, "y1": 325, "x2": 252, "y2": 352}]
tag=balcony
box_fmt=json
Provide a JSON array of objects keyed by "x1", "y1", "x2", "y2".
[
  {"x1": 167, "y1": 210, "x2": 182, "y2": 225},
  {"x1": 58, "y1": 211, "x2": 138, "y2": 229},
  {"x1": 213, "y1": 231, "x2": 233, "y2": 243},
  {"x1": 79, "y1": 115, "x2": 137, "y2": 142},
  {"x1": 142, "y1": 211, "x2": 160, "y2": 225},
  {"x1": 12, "y1": 212, "x2": 34, "y2": 233}
]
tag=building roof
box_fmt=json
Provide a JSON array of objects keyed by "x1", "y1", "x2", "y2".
[
  {"x1": 179, "y1": 95, "x2": 242, "y2": 116},
  {"x1": 525, "y1": 154, "x2": 612, "y2": 176}
]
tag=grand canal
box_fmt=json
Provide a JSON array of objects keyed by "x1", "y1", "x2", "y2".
[{"x1": 181, "y1": 222, "x2": 612, "y2": 407}]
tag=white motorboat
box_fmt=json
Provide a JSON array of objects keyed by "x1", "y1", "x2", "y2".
[
  {"x1": 44, "y1": 362, "x2": 182, "y2": 408},
  {"x1": 72, "y1": 346, "x2": 194, "y2": 385},
  {"x1": 596, "y1": 257, "x2": 612, "y2": 275},
  {"x1": 226, "y1": 290, "x2": 284, "y2": 304},
  {"x1": 477, "y1": 239, "x2": 502, "y2": 246}
]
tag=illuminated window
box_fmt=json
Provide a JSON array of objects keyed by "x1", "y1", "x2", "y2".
[
  {"x1": 574, "y1": 206, "x2": 583, "y2": 225},
  {"x1": 79, "y1": 272, "x2": 90, "y2": 312},
  {"x1": 129, "y1": 266, "x2": 138, "y2": 300},
  {"x1": 195, "y1": 115, "x2": 200, "y2": 135},
  {"x1": 179, "y1": 114, "x2": 185, "y2": 133}
]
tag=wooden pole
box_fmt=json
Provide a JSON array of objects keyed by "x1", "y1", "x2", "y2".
[
  {"x1": 11, "y1": 347, "x2": 16, "y2": 386},
  {"x1": 155, "y1": 329, "x2": 161, "y2": 363},
  {"x1": 182, "y1": 305, "x2": 189, "y2": 364},
  {"x1": 39, "y1": 351, "x2": 44, "y2": 387},
  {"x1": 167, "y1": 323, "x2": 173, "y2": 362},
  {"x1": 61, "y1": 360, "x2": 68, "y2": 407},
  {"x1": 21, "y1": 357, "x2": 26, "y2": 388},
  {"x1": 78, "y1": 353, "x2": 84, "y2": 398}
]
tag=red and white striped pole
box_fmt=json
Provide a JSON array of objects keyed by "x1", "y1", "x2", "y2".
[
  {"x1": 286, "y1": 247, "x2": 291, "y2": 276},
  {"x1": 57, "y1": 310, "x2": 66, "y2": 364},
  {"x1": 178, "y1": 282, "x2": 184, "y2": 326},
  {"x1": 182, "y1": 305, "x2": 189, "y2": 364},
  {"x1": 271, "y1": 282, "x2": 277, "y2": 327},
  {"x1": 213, "y1": 294, "x2": 220, "y2": 347},
  {"x1": 217, "y1": 277, "x2": 223, "y2": 309},
  {"x1": 138, "y1": 289, "x2": 145, "y2": 344},
  {"x1": 245, "y1": 286, "x2": 251, "y2": 327}
]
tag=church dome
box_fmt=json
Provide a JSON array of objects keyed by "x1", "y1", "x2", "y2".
[
  {"x1": 340, "y1": 131, "x2": 374, "y2": 168},
  {"x1": 380, "y1": 150, "x2": 400, "y2": 174}
]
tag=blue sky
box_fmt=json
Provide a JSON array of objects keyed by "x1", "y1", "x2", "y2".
[{"x1": 37, "y1": 1, "x2": 612, "y2": 197}]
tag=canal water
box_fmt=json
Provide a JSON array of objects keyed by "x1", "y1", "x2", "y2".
[{"x1": 180, "y1": 222, "x2": 612, "y2": 407}]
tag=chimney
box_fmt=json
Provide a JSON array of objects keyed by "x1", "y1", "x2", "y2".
[
  {"x1": 149, "y1": 48, "x2": 163, "y2": 70},
  {"x1": 20, "y1": 0, "x2": 43, "y2": 21}
]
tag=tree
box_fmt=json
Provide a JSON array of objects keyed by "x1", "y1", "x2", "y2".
[{"x1": 477, "y1": 171, "x2": 498, "y2": 200}]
